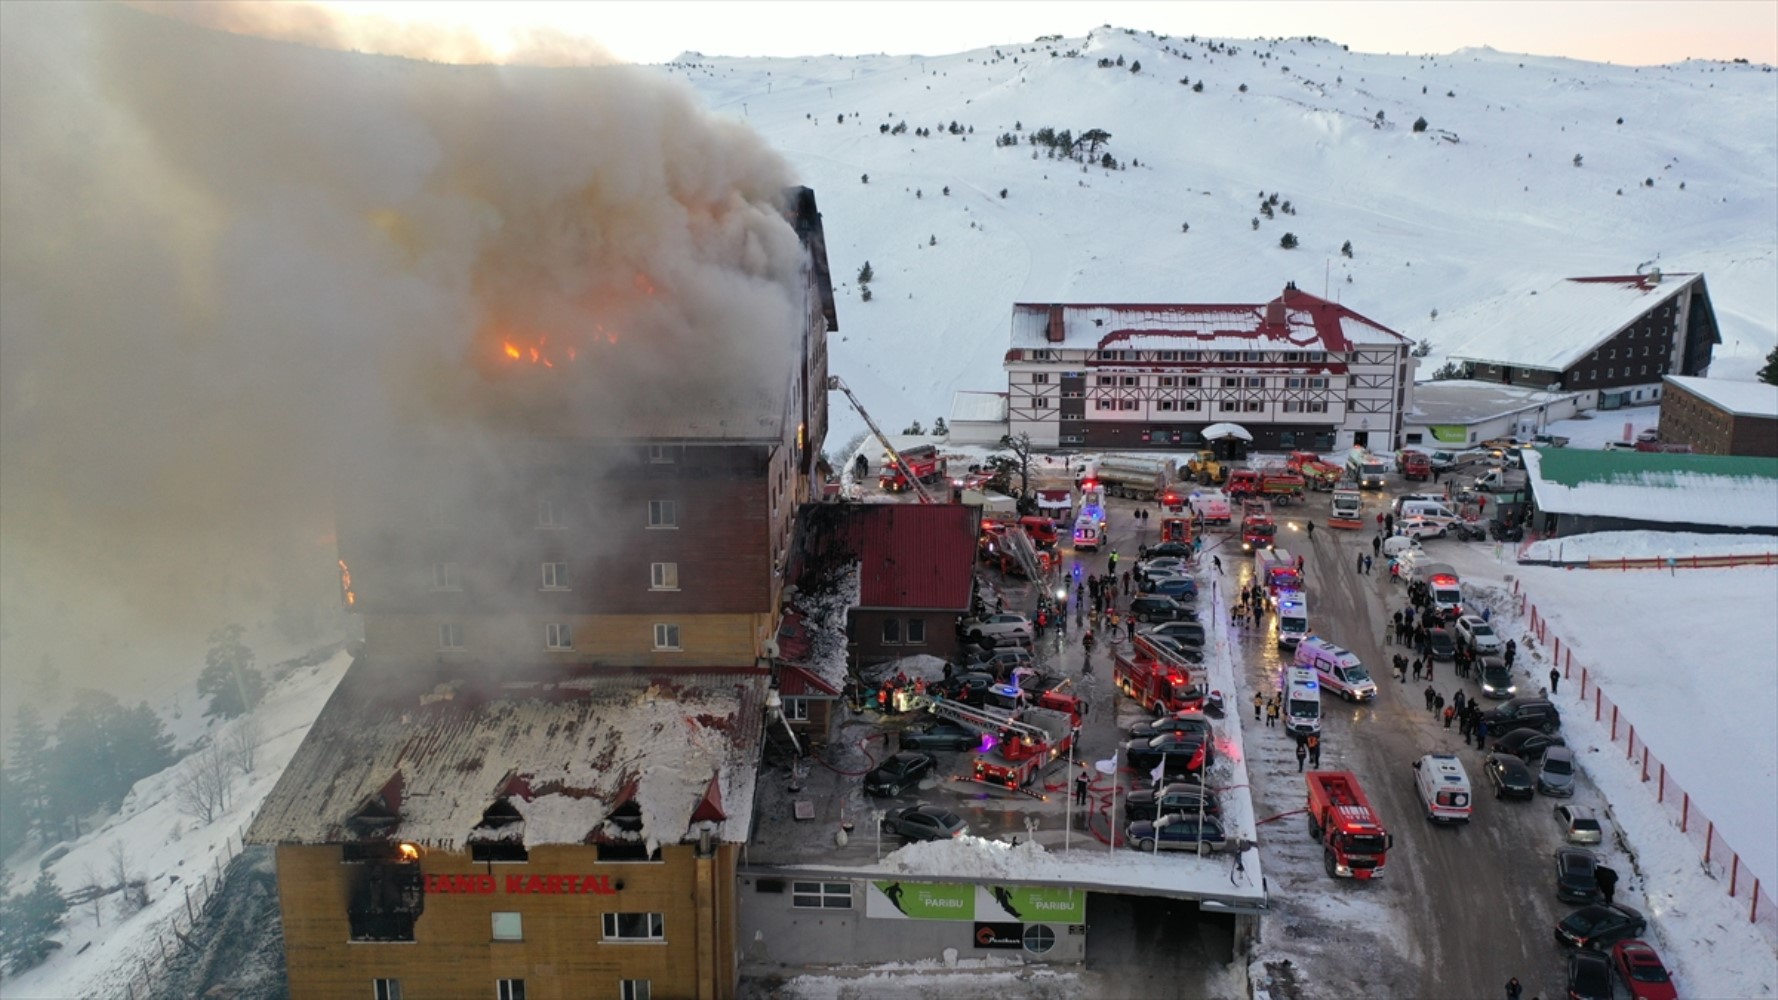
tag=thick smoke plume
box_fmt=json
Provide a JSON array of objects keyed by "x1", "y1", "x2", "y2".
[{"x1": 0, "y1": 3, "x2": 803, "y2": 703}]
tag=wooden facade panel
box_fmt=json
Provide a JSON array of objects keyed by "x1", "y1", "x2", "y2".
[
  {"x1": 365, "y1": 612, "x2": 770, "y2": 667},
  {"x1": 278, "y1": 843, "x2": 737, "y2": 1000}
]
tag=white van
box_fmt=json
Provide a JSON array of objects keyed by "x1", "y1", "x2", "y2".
[
  {"x1": 1294, "y1": 637, "x2": 1376, "y2": 702},
  {"x1": 1072, "y1": 513, "x2": 1105, "y2": 551},
  {"x1": 1392, "y1": 493, "x2": 1444, "y2": 515},
  {"x1": 1413, "y1": 753, "x2": 1473, "y2": 823},
  {"x1": 1276, "y1": 591, "x2": 1309, "y2": 648},
  {"x1": 1281, "y1": 667, "x2": 1321, "y2": 738},
  {"x1": 1399, "y1": 499, "x2": 1459, "y2": 525}
]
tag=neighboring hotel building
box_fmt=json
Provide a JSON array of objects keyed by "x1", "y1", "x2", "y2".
[
  {"x1": 1658, "y1": 375, "x2": 1778, "y2": 458},
  {"x1": 1443, "y1": 271, "x2": 1720, "y2": 410},
  {"x1": 249, "y1": 188, "x2": 837, "y2": 1000},
  {"x1": 1004, "y1": 283, "x2": 1413, "y2": 454}
]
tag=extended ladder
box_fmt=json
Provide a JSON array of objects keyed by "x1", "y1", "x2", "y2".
[{"x1": 920, "y1": 696, "x2": 1048, "y2": 745}]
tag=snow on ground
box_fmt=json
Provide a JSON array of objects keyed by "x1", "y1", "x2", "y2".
[
  {"x1": 1, "y1": 649, "x2": 351, "y2": 1000},
  {"x1": 1523, "y1": 529, "x2": 1778, "y2": 562},
  {"x1": 746, "y1": 962, "x2": 1080, "y2": 1000},
  {"x1": 1417, "y1": 532, "x2": 1778, "y2": 994},
  {"x1": 1541, "y1": 407, "x2": 1663, "y2": 449}
]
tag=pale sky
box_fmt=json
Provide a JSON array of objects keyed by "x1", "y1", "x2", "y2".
[{"x1": 326, "y1": 1, "x2": 1778, "y2": 66}]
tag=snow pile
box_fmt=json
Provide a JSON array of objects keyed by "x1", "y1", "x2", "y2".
[
  {"x1": 1522, "y1": 529, "x2": 1778, "y2": 562},
  {"x1": 764, "y1": 964, "x2": 1078, "y2": 1000},
  {"x1": 790, "y1": 561, "x2": 862, "y2": 690}
]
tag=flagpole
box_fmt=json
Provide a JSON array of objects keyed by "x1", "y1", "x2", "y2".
[
  {"x1": 1064, "y1": 742, "x2": 1074, "y2": 851},
  {"x1": 1109, "y1": 748, "x2": 1119, "y2": 856}
]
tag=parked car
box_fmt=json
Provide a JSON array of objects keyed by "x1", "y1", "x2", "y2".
[
  {"x1": 1492, "y1": 727, "x2": 1567, "y2": 762},
  {"x1": 1128, "y1": 712, "x2": 1215, "y2": 741},
  {"x1": 863, "y1": 752, "x2": 938, "y2": 796},
  {"x1": 1477, "y1": 656, "x2": 1516, "y2": 699},
  {"x1": 931, "y1": 672, "x2": 996, "y2": 706},
  {"x1": 1135, "y1": 557, "x2": 1189, "y2": 580},
  {"x1": 1555, "y1": 902, "x2": 1647, "y2": 951},
  {"x1": 1130, "y1": 595, "x2": 1194, "y2": 623},
  {"x1": 881, "y1": 804, "x2": 968, "y2": 841},
  {"x1": 1554, "y1": 846, "x2": 1602, "y2": 903},
  {"x1": 1425, "y1": 627, "x2": 1457, "y2": 662},
  {"x1": 1611, "y1": 940, "x2": 1679, "y2": 1000},
  {"x1": 1555, "y1": 804, "x2": 1605, "y2": 845},
  {"x1": 1566, "y1": 948, "x2": 1614, "y2": 1000},
  {"x1": 960, "y1": 613, "x2": 1034, "y2": 645},
  {"x1": 1141, "y1": 575, "x2": 1199, "y2": 600},
  {"x1": 898, "y1": 721, "x2": 981, "y2": 753},
  {"x1": 1538, "y1": 746, "x2": 1578, "y2": 797},
  {"x1": 1124, "y1": 781, "x2": 1221, "y2": 823},
  {"x1": 1126, "y1": 814, "x2": 1229, "y2": 853},
  {"x1": 1450, "y1": 520, "x2": 1488, "y2": 541},
  {"x1": 1483, "y1": 753, "x2": 1536, "y2": 800},
  {"x1": 1483, "y1": 697, "x2": 1562, "y2": 735},
  {"x1": 1122, "y1": 733, "x2": 1210, "y2": 774},
  {"x1": 1143, "y1": 621, "x2": 1207, "y2": 646},
  {"x1": 1454, "y1": 615, "x2": 1504, "y2": 655},
  {"x1": 1428, "y1": 450, "x2": 1460, "y2": 472},
  {"x1": 968, "y1": 646, "x2": 1034, "y2": 676},
  {"x1": 1146, "y1": 542, "x2": 1193, "y2": 559},
  {"x1": 1140, "y1": 633, "x2": 1205, "y2": 663}
]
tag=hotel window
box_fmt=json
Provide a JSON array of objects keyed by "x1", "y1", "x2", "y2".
[
  {"x1": 1183, "y1": 351, "x2": 1202, "y2": 361},
  {"x1": 907, "y1": 619, "x2": 926, "y2": 643},
  {"x1": 1031, "y1": 373, "x2": 1050, "y2": 384},
  {"x1": 653, "y1": 624, "x2": 681, "y2": 650},
  {"x1": 1158, "y1": 401, "x2": 1176, "y2": 411},
  {"x1": 648, "y1": 445, "x2": 676, "y2": 463},
  {"x1": 1185, "y1": 377, "x2": 1201, "y2": 387},
  {"x1": 1279, "y1": 431, "x2": 1298, "y2": 448},
  {"x1": 439, "y1": 623, "x2": 464, "y2": 650},
  {"x1": 497, "y1": 981, "x2": 526, "y2": 1000},
  {"x1": 431, "y1": 562, "x2": 461, "y2": 591},
  {"x1": 602, "y1": 912, "x2": 666, "y2": 942},
  {"x1": 1119, "y1": 400, "x2": 1138, "y2": 411},
  {"x1": 1608, "y1": 349, "x2": 1616, "y2": 359},
  {"x1": 621, "y1": 982, "x2": 653, "y2": 1000},
  {"x1": 1158, "y1": 350, "x2": 1179, "y2": 361},
  {"x1": 545, "y1": 623, "x2": 573, "y2": 650},
  {"x1": 650, "y1": 562, "x2": 679, "y2": 590},
  {"x1": 1607, "y1": 368, "x2": 1614, "y2": 378},
  {"x1": 1286, "y1": 377, "x2": 1304, "y2": 388},
  {"x1": 1030, "y1": 349, "x2": 1057, "y2": 361},
  {"x1": 1283, "y1": 402, "x2": 1303, "y2": 413},
  {"x1": 882, "y1": 618, "x2": 902, "y2": 644},
  {"x1": 1244, "y1": 351, "x2": 1262, "y2": 361},
  {"x1": 1183, "y1": 401, "x2": 1201, "y2": 411},
  {"x1": 1221, "y1": 377, "x2": 1239, "y2": 388},
  {"x1": 1121, "y1": 376, "x2": 1138, "y2": 387},
  {"x1": 1246, "y1": 377, "x2": 1264, "y2": 387},
  {"x1": 1285, "y1": 352, "x2": 1301, "y2": 362},
  {"x1": 1309, "y1": 378, "x2": 1328, "y2": 388},
  {"x1": 1096, "y1": 375, "x2": 1116, "y2": 386},
  {"x1": 1062, "y1": 390, "x2": 1082, "y2": 399},
  {"x1": 537, "y1": 500, "x2": 563, "y2": 529},
  {"x1": 541, "y1": 562, "x2": 569, "y2": 590},
  {"x1": 1307, "y1": 402, "x2": 1328, "y2": 413},
  {"x1": 491, "y1": 912, "x2": 523, "y2": 942},
  {"x1": 792, "y1": 882, "x2": 854, "y2": 909},
  {"x1": 1640, "y1": 365, "x2": 1647, "y2": 375},
  {"x1": 1245, "y1": 401, "x2": 1264, "y2": 412},
  {"x1": 374, "y1": 980, "x2": 403, "y2": 1000},
  {"x1": 647, "y1": 500, "x2": 677, "y2": 528},
  {"x1": 781, "y1": 697, "x2": 809, "y2": 721},
  {"x1": 1220, "y1": 400, "x2": 1238, "y2": 411},
  {"x1": 1218, "y1": 351, "x2": 1239, "y2": 361},
  {"x1": 1031, "y1": 397, "x2": 1051, "y2": 409},
  {"x1": 1160, "y1": 377, "x2": 1177, "y2": 387},
  {"x1": 1096, "y1": 399, "x2": 1114, "y2": 410}
]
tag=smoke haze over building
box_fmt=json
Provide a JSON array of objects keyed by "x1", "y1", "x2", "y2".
[{"x1": 0, "y1": 2, "x2": 804, "y2": 704}]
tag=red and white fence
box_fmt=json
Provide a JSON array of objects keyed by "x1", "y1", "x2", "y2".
[{"x1": 1511, "y1": 581, "x2": 1775, "y2": 934}]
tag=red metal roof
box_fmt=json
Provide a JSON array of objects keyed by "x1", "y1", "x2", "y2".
[
  {"x1": 798, "y1": 503, "x2": 981, "y2": 611},
  {"x1": 777, "y1": 663, "x2": 840, "y2": 697}
]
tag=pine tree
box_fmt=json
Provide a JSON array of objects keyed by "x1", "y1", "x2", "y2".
[
  {"x1": 1413, "y1": 116, "x2": 1429, "y2": 133},
  {"x1": 933, "y1": 417, "x2": 949, "y2": 436},
  {"x1": 1759, "y1": 345, "x2": 1778, "y2": 386},
  {"x1": 1341, "y1": 240, "x2": 1354, "y2": 258},
  {"x1": 5, "y1": 705, "x2": 52, "y2": 844},
  {"x1": 0, "y1": 871, "x2": 69, "y2": 973},
  {"x1": 858, "y1": 261, "x2": 873, "y2": 284},
  {"x1": 1279, "y1": 232, "x2": 1299, "y2": 249},
  {"x1": 198, "y1": 624, "x2": 263, "y2": 720}
]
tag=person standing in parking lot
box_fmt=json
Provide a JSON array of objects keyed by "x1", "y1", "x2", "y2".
[
  {"x1": 1595, "y1": 864, "x2": 1619, "y2": 905},
  {"x1": 1504, "y1": 977, "x2": 1522, "y2": 1000},
  {"x1": 1254, "y1": 692, "x2": 1264, "y2": 722},
  {"x1": 1424, "y1": 684, "x2": 1437, "y2": 711},
  {"x1": 1295, "y1": 740, "x2": 1308, "y2": 772},
  {"x1": 1075, "y1": 764, "x2": 1091, "y2": 806},
  {"x1": 1355, "y1": 551, "x2": 1364, "y2": 574},
  {"x1": 1549, "y1": 666, "x2": 1561, "y2": 695},
  {"x1": 1505, "y1": 639, "x2": 1517, "y2": 667}
]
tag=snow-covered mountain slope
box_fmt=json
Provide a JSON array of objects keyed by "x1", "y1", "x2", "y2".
[{"x1": 665, "y1": 29, "x2": 1778, "y2": 453}]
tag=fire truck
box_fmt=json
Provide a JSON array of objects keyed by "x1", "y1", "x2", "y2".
[
  {"x1": 1255, "y1": 548, "x2": 1303, "y2": 598},
  {"x1": 879, "y1": 444, "x2": 946, "y2": 492},
  {"x1": 1287, "y1": 451, "x2": 1343, "y2": 491},
  {"x1": 1241, "y1": 507, "x2": 1278, "y2": 553},
  {"x1": 967, "y1": 702, "x2": 1076, "y2": 791},
  {"x1": 1160, "y1": 516, "x2": 1192, "y2": 545},
  {"x1": 1398, "y1": 450, "x2": 1432, "y2": 481},
  {"x1": 1115, "y1": 644, "x2": 1206, "y2": 717},
  {"x1": 1305, "y1": 771, "x2": 1393, "y2": 879},
  {"x1": 1259, "y1": 471, "x2": 1307, "y2": 505},
  {"x1": 1225, "y1": 468, "x2": 1261, "y2": 500},
  {"x1": 1329, "y1": 488, "x2": 1364, "y2": 529}
]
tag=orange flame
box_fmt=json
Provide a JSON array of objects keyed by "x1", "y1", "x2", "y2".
[
  {"x1": 338, "y1": 559, "x2": 356, "y2": 608},
  {"x1": 503, "y1": 342, "x2": 522, "y2": 359}
]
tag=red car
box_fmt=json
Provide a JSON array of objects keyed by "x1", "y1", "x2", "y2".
[{"x1": 1611, "y1": 940, "x2": 1677, "y2": 1000}]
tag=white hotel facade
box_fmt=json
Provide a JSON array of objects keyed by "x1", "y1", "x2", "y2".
[{"x1": 1003, "y1": 284, "x2": 1415, "y2": 455}]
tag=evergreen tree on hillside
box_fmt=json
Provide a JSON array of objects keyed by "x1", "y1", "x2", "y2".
[
  {"x1": 1413, "y1": 116, "x2": 1429, "y2": 133},
  {"x1": 198, "y1": 624, "x2": 263, "y2": 720},
  {"x1": 1279, "y1": 232, "x2": 1299, "y2": 249},
  {"x1": 0, "y1": 871, "x2": 69, "y2": 973},
  {"x1": 858, "y1": 261, "x2": 873, "y2": 284},
  {"x1": 1341, "y1": 240, "x2": 1354, "y2": 258},
  {"x1": 4, "y1": 706, "x2": 52, "y2": 845},
  {"x1": 1759, "y1": 345, "x2": 1778, "y2": 386}
]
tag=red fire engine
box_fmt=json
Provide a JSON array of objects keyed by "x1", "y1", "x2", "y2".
[
  {"x1": 1305, "y1": 771, "x2": 1393, "y2": 879},
  {"x1": 1115, "y1": 644, "x2": 1206, "y2": 717}
]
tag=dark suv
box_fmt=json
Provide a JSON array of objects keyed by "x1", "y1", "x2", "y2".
[
  {"x1": 1130, "y1": 595, "x2": 1192, "y2": 623},
  {"x1": 1482, "y1": 697, "x2": 1562, "y2": 735}
]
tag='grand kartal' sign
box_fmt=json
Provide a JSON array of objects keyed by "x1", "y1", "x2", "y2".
[
  {"x1": 425, "y1": 873, "x2": 618, "y2": 895},
  {"x1": 865, "y1": 882, "x2": 1083, "y2": 922}
]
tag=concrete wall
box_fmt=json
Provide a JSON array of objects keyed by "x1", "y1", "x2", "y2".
[{"x1": 736, "y1": 874, "x2": 1086, "y2": 969}]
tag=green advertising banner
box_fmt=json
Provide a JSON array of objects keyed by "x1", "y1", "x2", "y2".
[
  {"x1": 975, "y1": 885, "x2": 1085, "y2": 923},
  {"x1": 865, "y1": 881, "x2": 975, "y2": 920}
]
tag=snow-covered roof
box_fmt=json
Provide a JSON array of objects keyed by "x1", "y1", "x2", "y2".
[
  {"x1": 950, "y1": 390, "x2": 1009, "y2": 423},
  {"x1": 1407, "y1": 380, "x2": 1583, "y2": 426},
  {"x1": 1009, "y1": 286, "x2": 1406, "y2": 354},
  {"x1": 247, "y1": 662, "x2": 767, "y2": 851},
  {"x1": 1524, "y1": 448, "x2": 1778, "y2": 528},
  {"x1": 1444, "y1": 273, "x2": 1706, "y2": 373},
  {"x1": 1663, "y1": 375, "x2": 1778, "y2": 419}
]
